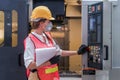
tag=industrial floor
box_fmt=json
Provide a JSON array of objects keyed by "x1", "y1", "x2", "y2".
[
  {"x1": 60, "y1": 77, "x2": 82, "y2": 80},
  {"x1": 59, "y1": 71, "x2": 81, "y2": 80}
]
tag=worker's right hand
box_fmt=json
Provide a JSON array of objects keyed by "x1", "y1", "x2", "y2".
[
  {"x1": 49, "y1": 55, "x2": 60, "y2": 64},
  {"x1": 77, "y1": 44, "x2": 90, "y2": 55}
]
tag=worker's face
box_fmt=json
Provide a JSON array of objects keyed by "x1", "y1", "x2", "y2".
[
  {"x1": 43, "y1": 20, "x2": 53, "y2": 32},
  {"x1": 39, "y1": 20, "x2": 53, "y2": 32}
]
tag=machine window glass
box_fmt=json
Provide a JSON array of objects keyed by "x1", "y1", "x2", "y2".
[
  {"x1": 12, "y1": 10, "x2": 18, "y2": 47},
  {"x1": 97, "y1": 25, "x2": 101, "y2": 43},
  {"x1": 97, "y1": 15, "x2": 102, "y2": 43},
  {"x1": 97, "y1": 15, "x2": 101, "y2": 24},
  {"x1": 0, "y1": 11, "x2": 4, "y2": 47}
]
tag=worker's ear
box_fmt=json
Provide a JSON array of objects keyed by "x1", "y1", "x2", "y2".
[
  {"x1": 39, "y1": 21, "x2": 45, "y2": 28},
  {"x1": 39, "y1": 21, "x2": 44, "y2": 25}
]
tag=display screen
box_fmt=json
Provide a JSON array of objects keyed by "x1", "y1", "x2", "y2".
[
  {"x1": 88, "y1": 14, "x2": 102, "y2": 43},
  {"x1": 89, "y1": 16, "x2": 97, "y2": 43},
  {"x1": 89, "y1": 16, "x2": 96, "y2": 32}
]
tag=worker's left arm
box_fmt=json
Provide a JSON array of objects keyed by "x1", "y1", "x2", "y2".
[{"x1": 60, "y1": 44, "x2": 90, "y2": 56}]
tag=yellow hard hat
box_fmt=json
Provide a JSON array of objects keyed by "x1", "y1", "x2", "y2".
[{"x1": 31, "y1": 6, "x2": 54, "y2": 20}]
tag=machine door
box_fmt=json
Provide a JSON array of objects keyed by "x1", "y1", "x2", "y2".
[{"x1": 0, "y1": 0, "x2": 28, "y2": 80}]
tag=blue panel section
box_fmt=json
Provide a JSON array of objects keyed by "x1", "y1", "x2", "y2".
[{"x1": 33, "y1": 1, "x2": 64, "y2": 19}]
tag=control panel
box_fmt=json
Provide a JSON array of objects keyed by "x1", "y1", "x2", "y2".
[{"x1": 88, "y1": 2, "x2": 103, "y2": 69}]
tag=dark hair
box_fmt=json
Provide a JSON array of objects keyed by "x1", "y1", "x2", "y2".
[{"x1": 30, "y1": 18, "x2": 46, "y2": 29}]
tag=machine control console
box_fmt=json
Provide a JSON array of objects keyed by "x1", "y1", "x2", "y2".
[
  {"x1": 88, "y1": 46, "x2": 101, "y2": 64},
  {"x1": 88, "y1": 2, "x2": 103, "y2": 69}
]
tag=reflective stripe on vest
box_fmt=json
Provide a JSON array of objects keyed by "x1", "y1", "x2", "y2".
[{"x1": 45, "y1": 66, "x2": 58, "y2": 74}]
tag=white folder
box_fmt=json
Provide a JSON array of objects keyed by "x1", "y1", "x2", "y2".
[{"x1": 35, "y1": 47, "x2": 56, "y2": 66}]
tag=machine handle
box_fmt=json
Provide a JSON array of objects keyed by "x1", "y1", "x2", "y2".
[{"x1": 104, "y1": 45, "x2": 109, "y2": 60}]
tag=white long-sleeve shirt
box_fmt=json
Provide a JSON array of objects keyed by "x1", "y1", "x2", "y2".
[{"x1": 24, "y1": 32, "x2": 62, "y2": 68}]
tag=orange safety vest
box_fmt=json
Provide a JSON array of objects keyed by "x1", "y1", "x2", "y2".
[{"x1": 24, "y1": 32, "x2": 60, "y2": 80}]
